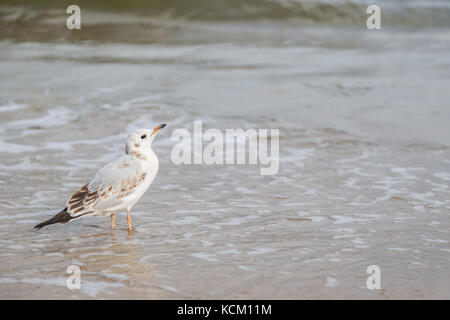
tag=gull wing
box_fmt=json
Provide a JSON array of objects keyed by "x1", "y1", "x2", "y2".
[{"x1": 66, "y1": 155, "x2": 147, "y2": 217}]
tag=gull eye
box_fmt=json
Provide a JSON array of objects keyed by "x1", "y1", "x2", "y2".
[{"x1": 141, "y1": 135, "x2": 146, "y2": 139}]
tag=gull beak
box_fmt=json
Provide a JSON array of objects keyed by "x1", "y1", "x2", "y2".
[{"x1": 151, "y1": 123, "x2": 167, "y2": 135}]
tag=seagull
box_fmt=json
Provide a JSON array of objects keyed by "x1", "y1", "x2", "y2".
[{"x1": 34, "y1": 124, "x2": 166, "y2": 231}]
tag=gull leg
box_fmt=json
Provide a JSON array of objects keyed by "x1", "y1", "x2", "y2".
[
  {"x1": 111, "y1": 213, "x2": 115, "y2": 229},
  {"x1": 126, "y1": 209, "x2": 133, "y2": 231}
]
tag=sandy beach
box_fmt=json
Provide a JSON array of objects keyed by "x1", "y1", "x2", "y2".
[{"x1": 0, "y1": 0, "x2": 449, "y2": 299}]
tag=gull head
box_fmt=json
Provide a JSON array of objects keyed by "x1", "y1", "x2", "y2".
[{"x1": 126, "y1": 124, "x2": 166, "y2": 154}]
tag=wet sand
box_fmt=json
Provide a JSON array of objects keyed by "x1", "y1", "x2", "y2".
[{"x1": 0, "y1": 3, "x2": 449, "y2": 299}]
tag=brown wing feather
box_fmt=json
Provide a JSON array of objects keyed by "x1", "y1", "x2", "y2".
[
  {"x1": 65, "y1": 156, "x2": 148, "y2": 216},
  {"x1": 67, "y1": 183, "x2": 100, "y2": 216}
]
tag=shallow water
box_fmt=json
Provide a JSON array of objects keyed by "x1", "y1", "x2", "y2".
[{"x1": 0, "y1": 2, "x2": 449, "y2": 299}]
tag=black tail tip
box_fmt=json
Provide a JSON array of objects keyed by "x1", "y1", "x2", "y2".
[
  {"x1": 34, "y1": 223, "x2": 44, "y2": 230},
  {"x1": 34, "y1": 207, "x2": 71, "y2": 231}
]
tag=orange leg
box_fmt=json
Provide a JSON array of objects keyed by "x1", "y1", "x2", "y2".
[
  {"x1": 111, "y1": 213, "x2": 116, "y2": 229},
  {"x1": 126, "y1": 209, "x2": 132, "y2": 231}
]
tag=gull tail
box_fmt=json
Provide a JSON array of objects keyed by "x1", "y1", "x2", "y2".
[{"x1": 34, "y1": 207, "x2": 73, "y2": 230}]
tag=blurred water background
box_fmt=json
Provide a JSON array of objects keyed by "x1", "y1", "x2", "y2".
[{"x1": 0, "y1": 0, "x2": 449, "y2": 299}]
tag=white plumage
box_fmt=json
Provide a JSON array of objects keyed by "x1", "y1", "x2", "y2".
[{"x1": 35, "y1": 124, "x2": 166, "y2": 231}]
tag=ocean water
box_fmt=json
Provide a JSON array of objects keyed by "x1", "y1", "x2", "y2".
[{"x1": 0, "y1": 1, "x2": 449, "y2": 299}]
